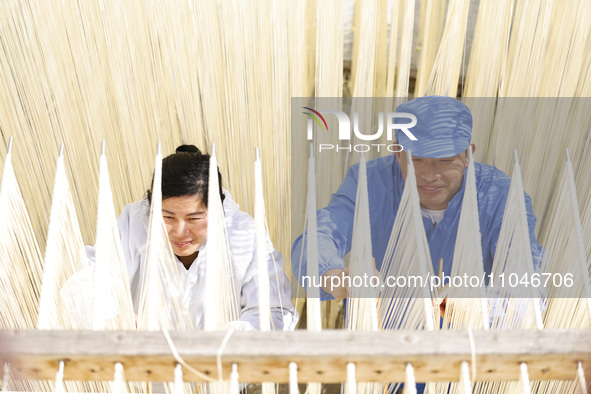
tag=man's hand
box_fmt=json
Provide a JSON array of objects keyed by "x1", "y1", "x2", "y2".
[
  {"x1": 433, "y1": 284, "x2": 450, "y2": 318},
  {"x1": 322, "y1": 266, "x2": 382, "y2": 299},
  {"x1": 321, "y1": 267, "x2": 350, "y2": 299}
]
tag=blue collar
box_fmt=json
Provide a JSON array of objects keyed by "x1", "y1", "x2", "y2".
[{"x1": 391, "y1": 159, "x2": 468, "y2": 229}]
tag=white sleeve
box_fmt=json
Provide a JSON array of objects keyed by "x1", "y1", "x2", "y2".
[
  {"x1": 83, "y1": 202, "x2": 136, "y2": 271},
  {"x1": 115, "y1": 202, "x2": 141, "y2": 283},
  {"x1": 237, "y1": 235, "x2": 298, "y2": 331},
  {"x1": 81, "y1": 202, "x2": 141, "y2": 283},
  {"x1": 62, "y1": 202, "x2": 144, "y2": 321}
]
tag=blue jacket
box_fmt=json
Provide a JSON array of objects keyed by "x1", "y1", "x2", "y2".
[{"x1": 291, "y1": 155, "x2": 543, "y2": 300}]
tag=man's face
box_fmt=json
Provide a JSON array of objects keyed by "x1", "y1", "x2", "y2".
[{"x1": 395, "y1": 150, "x2": 469, "y2": 210}]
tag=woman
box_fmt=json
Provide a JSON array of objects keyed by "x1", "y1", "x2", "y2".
[{"x1": 85, "y1": 144, "x2": 297, "y2": 330}]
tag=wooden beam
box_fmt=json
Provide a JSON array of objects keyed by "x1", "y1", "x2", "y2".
[{"x1": 1, "y1": 329, "x2": 589, "y2": 383}]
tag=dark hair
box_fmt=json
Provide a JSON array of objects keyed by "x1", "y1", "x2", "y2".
[{"x1": 146, "y1": 145, "x2": 225, "y2": 206}]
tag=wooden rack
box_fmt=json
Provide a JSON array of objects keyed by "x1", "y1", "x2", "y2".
[{"x1": 1, "y1": 329, "x2": 589, "y2": 384}]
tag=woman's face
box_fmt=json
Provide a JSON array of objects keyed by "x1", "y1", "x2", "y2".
[{"x1": 161, "y1": 195, "x2": 208, "y2": 263}]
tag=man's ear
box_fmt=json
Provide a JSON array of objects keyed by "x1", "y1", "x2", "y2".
[
  {"x1": 394, "y1": 149, "x2": 404, "y2": 164},
  {"x1": 394, "y1": 142, "x2": 402, "y2": 160},
  {"x1": 463, "y1": 143, "x2": 476, "y2": 167}
]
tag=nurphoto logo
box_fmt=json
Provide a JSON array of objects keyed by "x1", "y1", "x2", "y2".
[{"x1": 303, "y1": 107, "x2": 418, "y2": 153}]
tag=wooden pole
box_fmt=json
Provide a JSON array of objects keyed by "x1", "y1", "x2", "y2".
[{"x1": 1, "y1": 329, "x2": 589, "y2": 383}]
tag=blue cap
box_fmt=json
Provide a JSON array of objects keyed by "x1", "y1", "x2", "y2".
[{"x1": 394, "y1": 96, "x2": 472, "y2": 158}]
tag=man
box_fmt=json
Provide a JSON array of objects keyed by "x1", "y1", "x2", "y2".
[{"x1": 291, "y1": 95, "x2": 543, "y2": 300}]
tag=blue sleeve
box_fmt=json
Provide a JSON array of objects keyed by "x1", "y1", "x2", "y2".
[
  {"x1": 488, "y1": 191, "x2": 544, "y2": 272},
  {"x1": 291, "y1": 165, "x2": 360, "y2": 300},
  {"x1": 523, "y1": 193, "x2": 545, "y2": 271}
]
